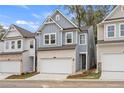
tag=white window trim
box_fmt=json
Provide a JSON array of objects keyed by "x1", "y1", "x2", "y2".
[
  {"x1": 11, "y1": 41, "x2": 15, "y2": 49},
  {"x1": 56, "y1": 14, "x2": 60, "y2": 21},
  {"x1": 17, "y1": 40, "x2": 22, "y2": 49},
  {"x1": 119, "y1": 23, "x2": 124, "y2": 37},
  {"x1": 65, "y1": 32, "x2": 73, "y2": 44},
  {"x1": 79, "y1": 33, "x2": 87, "y2": 45},
  {"x1": 43, "y1": 33, "x2": 56, "y2": 45},
  {"x1": 105, "y1": 24, "x2": 116, "y2": 38}
]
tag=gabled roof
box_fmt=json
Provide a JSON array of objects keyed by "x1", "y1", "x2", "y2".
[
  {"x1": 37, "y1": 9, "x2": 78, "y2": 32},
  {"x1": 2, "y1": 24, "x2": 35, "y2": 39},
  {"x1": 99, "y1": 6, "x2": 119, "y2": 25},
  {"x1": 37, "y1": 17, "x2": 63, "y2": 31},
  {"x1": 13, "y1": 25, "x2": 35, "y2": 38},
  {"x1": 51, "y1": 10, "x2": 78, "y2": 28}
]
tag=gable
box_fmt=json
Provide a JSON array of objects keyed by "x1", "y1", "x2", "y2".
[
  {"x1": 51, "y1": 10, "x2": 77, "y2": 28},
  {"x1": 3, "y1": 25, "x2": 22, "y2": 39},
  {"x1": 107, "y1": 6, "x2": 124, "y2": 20},
  {"x1": 38, "y1": 17, "x2": 63, "y2": 32}
]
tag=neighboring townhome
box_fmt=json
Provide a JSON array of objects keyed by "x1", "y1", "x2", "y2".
[
  {"x1": 97, "y1": 5, "x2": 124, "y2": 80},
  {"x1": 0, "y1": 24, "x2": 35, "y2": 75},
  {"x1": 36, "y1": 10, "x2": 96, "y2": 75}
]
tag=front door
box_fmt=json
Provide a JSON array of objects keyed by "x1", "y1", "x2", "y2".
[{"x1": 82, "y1": 54, "x2": 86, "y2": 69}]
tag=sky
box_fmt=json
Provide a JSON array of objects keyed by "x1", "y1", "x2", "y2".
[{"x1": 0, "y1": 5, "x2": 67, "y2": 32}]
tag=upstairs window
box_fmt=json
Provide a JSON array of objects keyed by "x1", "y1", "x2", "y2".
[
  {"x1": 30, "y1": 40, "x2": 34, "y2": 49},
  {"x1": 6, "y1": 42, "x2": 9, "y2": 49},
  {"x1": 17, "y1": 40, "x2": 21, "y2": 49},
  {"x1": 44, "y1": 33, "x2": 56, "y2": 45},
  {"x1": 11, "y1": 41, "x2": 15, "y2": 49},
  {"x1": 106, "y1": 25, "x2": 115, "y2": 38},
  {"x1": 51, "y1": 34, "x2": 56, "y2": 44},
  {"x1": 66, "y1": 32, "x2": 73, "y2": 44},
  {"x1": 79, "y1": 34, "x2": 86, "y2": 45},
  {"x1": 119, "y1": 24, "x2": 124, "y2": 37},
  {"x1": 56, "y1": 14, "x2": 60, "y2": 21},
  {"x1": 44, "y1": 34, "x2": 49, "y2": 45}
]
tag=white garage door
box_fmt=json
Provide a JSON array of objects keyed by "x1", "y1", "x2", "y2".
[
  {"x1": 40, "y1": 58, "x2": 73, "y2": 74},
  {"x1": 101, "y1": 53, "x2": 124, "y2": 80},
  {"x1": 0, "y1": 61, "x2": 21, "y2": 74}
]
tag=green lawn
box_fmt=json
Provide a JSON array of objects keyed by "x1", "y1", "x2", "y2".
[
  {"x1": 6, "y1": 72, "x2": 39, "y2": 79},
  {"x1": 67, "y1": 69, "x2": 101, "y2": 79}
]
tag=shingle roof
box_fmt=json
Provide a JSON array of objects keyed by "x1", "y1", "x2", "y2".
[{"x1": 13, "y1": 24, "x2": 35, "y2": 38}]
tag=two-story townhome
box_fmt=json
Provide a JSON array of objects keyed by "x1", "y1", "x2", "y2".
[
  {"x1": 36, "y1": 10, "x2": 96, "y2": 74},
  {"x1": 0, "y1": 24, "x2": 35, "y2": 75},
  {"x1": 97, "y1": 6, "x2": 124, "y2": 80}
]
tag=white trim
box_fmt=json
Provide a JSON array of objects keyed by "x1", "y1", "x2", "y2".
[
  {"x1": 43, "y1": 33, "x2": 56, "y2": 45},
  {"x1": 105, "y1": 24, "x2": 116, "y2": 38},
  {"x1": 119, "y1": 23, "x2": 124, "y2": 37},
  {"x1": 1, "y1": 24, "x2": 23, "y2": 40},
  {"x1": 65, "y1": 32, "x2": 73, "y2": 44},
  {"x1": 60, "y1": 31, "x2": 62, "y2": 45},
  {"x1": 75, "y1": 31, "x2": 78, "y2": 44},
  {"x1": 55, "y1": 14, "x2": 60, "y2": 21},
  {"x1": 37, "y1": 17, "x2": 63, "y2": 32},
  {"x1": 51, "y1": 9, "x2": 78, "y2": 28},
  {"x1": 79, "y1": 33, "x2": 87, "y2": 45}
]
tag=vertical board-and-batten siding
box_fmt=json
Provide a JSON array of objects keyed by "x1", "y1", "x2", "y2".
[{"x1": 38, "y1": 23, "x2": 62, "y2": 47}]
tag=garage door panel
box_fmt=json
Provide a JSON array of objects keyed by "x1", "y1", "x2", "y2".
[
  {"x1": 101, "y1": 71, "x2": 124, "y2": 80},
  {"x1": 102, "y1": 53, "x2": 124, "y2": 80},
  {"x1": 40, "y1": 58, "x2": 73, "y2": 74},
  {"x1": 0, "y1": 61, "x2": 21, "y2": 74},
  {"x1": 102, "y1": 54, "x2": 124, "y2": 71}
]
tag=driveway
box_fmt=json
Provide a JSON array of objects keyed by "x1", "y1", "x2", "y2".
[
  {"x1": 26, "y1": 74, "x2": 68, "y2": 80},
  {"x1": 0, "y1": 73, "x2": 12, "y2": 80}
]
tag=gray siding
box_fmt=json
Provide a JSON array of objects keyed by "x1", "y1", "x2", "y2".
[
  {"x1": 52, "y1": 12, "x2": 75, "y2": 28},
  {"x1": 38, "y1": 23, "x2": 62, "y2": 48}
]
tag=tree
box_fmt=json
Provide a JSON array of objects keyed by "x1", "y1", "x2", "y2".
[
  {"x1": 64, "y1": 5, "x2": 86, "y2": 27},
  {"x1": 0, "y1": 24, "x2": 5, "y2": 40},
  {"x1": 63, "y1": 5, "x2": 116, "y2": 43}
]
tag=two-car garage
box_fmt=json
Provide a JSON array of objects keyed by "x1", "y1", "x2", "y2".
[
  {"x1": 101, "y1": 53, "x2": 124, "y2": 80},
  {"x1": 37, "y1": 49, "x2": 75, "y2": 74},
  {"x1": 0, "y1": 61, "x2": 21, "y2": 74},
  {"x1": 39, "y1": 58, "x2": 73, "y2": 74}
]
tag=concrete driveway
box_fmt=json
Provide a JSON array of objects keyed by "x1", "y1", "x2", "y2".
[
  {"x1": 0, "y1": 73, "x2": 12, "y2": 80},
  {"x1": 26, "y1": 73, "x2": 68, "y2": 80}
]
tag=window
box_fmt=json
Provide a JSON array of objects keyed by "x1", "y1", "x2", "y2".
[
  {"x1": 30, "y1": 40, "x2": 34, "y2": 49},
  {"x1": 44, "y1": 33, "x2": 56, "y2": 45},
  {"x1": 106, "y1": 25, "x2": 115, "y2": 37},
  {"x1": 17, "y1": 40, "x2": 21, "y2": 49},
  {"x1": 121, "y1": 6, "x2": 124, "y2": 12},
  {"x1": 120, "y1": 24, "x2": 124, "y2": 37},
  {"x1": 11, "y1": 41, "x2": 15, "y2": 49},
  {"x1": 6, "y1": 42, "x2": 9, "y2": 49},
  {"x1": 56, "y1": 15, "x2": 60, "y2": 21},
  {"x1": 79, "y1": 34, "x2": 86, "y2": 45},
  {"x1": 66, "y1": 32, "x2": 73, "y2": 44},
  {"x1": 45, "y1": 35, "x2": 49, "y2": 44},
  {"x1": 51, "y1": 34, "x2": 56, "y2": 44}
]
